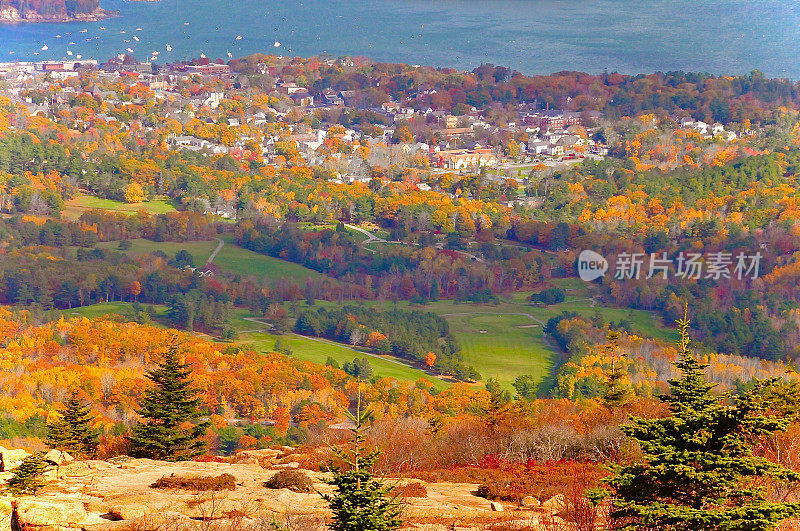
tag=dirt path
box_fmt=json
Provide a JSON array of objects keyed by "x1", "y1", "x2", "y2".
[
  {"x1": 206, "y1": 238, "x2": 225, "y2": 265},
  {"x1": 345, "y1": 223, "x2": 484, "y2": 262},
  {"x1": 568, "y1": 296, "x2": 599, "y2": 308}
]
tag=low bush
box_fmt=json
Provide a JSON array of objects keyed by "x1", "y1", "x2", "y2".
[
  {"x1": 475, "y1": 462, "x2": 605, "y2": 503},
  {"x1": 150, "y1": 473, "x2": 236, "y2": 491},
  {"x1": 264, "y1": 469, "x2": 314, "y2": 493},
  {"x1": 392, "y1": 481, "x2": 428, "y2": 498}
]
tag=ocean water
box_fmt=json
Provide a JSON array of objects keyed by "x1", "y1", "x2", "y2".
[{"x1": 0, "y1": 0, "x2": 799, "y2": 77}]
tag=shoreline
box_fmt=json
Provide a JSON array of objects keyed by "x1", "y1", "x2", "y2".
[{"x1": 0, "y1": 7, "x2": 119, "y2": 25}]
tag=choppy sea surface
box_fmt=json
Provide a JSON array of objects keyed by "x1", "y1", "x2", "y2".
[{"x1": 0, "y1": 0, "x2": 798, "y2": 77}]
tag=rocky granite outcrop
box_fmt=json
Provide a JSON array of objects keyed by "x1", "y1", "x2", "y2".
[{"x1": 0, "y1": 447, "x2": 578, "y2": 530}]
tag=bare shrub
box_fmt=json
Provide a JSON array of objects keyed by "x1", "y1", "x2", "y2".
[
  {"x1": 150, "y1": 473, "x2": 236, "y2": 491},
  {"x1": 263, "y1": 469, "x2": 314, "y2": 493},
  {"x1": 391, "y1": 481, "x2": 427, "y2": 498},
  {"x1": 367, "y1": 416, "x2": 431, "y2": 472}
]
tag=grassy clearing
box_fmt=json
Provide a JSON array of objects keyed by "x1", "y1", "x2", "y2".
[
  {"x1": 240, "y1": 330, "x2": 448, "y2": 389},
  {"x1": 555, "y1": 302, "x2": 678, "y2": 344},
  {"x1": 59, "y1": 301, "x2": 169, "y2": 321},
  {"x1": 214, "y1": 238, "x2": 323, "y2": 281},
  {"x1": 61, "y1": 304, "x2": 446, "y2": 388},
  {"x1": 93, "y1": 239, "x2": 218, "y2": 265},
  {"x1": 326, "y1": 293, "x2": 676, "y2": 390},
  {"x1": 443, "y1": 312, "x2": 555, "y2": 390},
  {"x1": 64, "y1": 194, "x2": 177, "y2": 219},
  {"x1": 94, "y1": 237, "x2": 323, "y2": 281}
]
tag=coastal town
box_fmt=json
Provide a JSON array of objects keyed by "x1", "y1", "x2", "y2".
[{"x1": 0, "y1": 55, "x2": 753, "y2": 215}]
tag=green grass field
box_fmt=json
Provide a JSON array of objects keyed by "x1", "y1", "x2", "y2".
[
  {"x1": 59, "y1": 301, "x2": 169, "y2": 322},
  {"x1": 323, "y1": 293, "x2": 676, "y2": 390},
  {"x1": 214, "y1": 238, "x2": 323, "y2": 281},
  {"x1": 94, "y1": 237, "x2": 323, "y2": 281},
  {"x1": 94, "y1": 239, "x2": 218, "y2": 266},
  {"x1": 51, "y1": 286, "x2": 675, "y2": 393},
  {"x1": 242, "y1": 331, "x2": 448, "y2": 389},
  {"x1": 443, "y1": 312, "x2": 555, "y2": 389},
  {"x1": 64, "y1": 194, "x2": 177, "y2": 219}
]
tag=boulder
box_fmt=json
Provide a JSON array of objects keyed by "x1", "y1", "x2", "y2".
[
  {"x1": 60, "y1": 461, "x2": 93, "y2": 478},
  {"x1": 542, "y1": 494, "x2": 568, "y2": 515},
  {"x1": 490, "y1": 501, "x2": 503, "y2": 512},
  {"x1": 272, "y1": 461, "x2": 300, "y2": 469},
  {"x1": 16, "y1": 498, "x2": 88, "y2": 529},
  {"x1": 44, "y1": 450, "x2": 74, "y2": 466},
  {"x1": 236, "y1": 448, "x2": 281, "y2": 461},
  {"x1": 520, "y1": 495, "x2": 540, "y2": 508},
  {"x1": 105, "y1": 502, "x2": 152, "y2": 520},
  {"x1": 0, "y1": 447, "x2": 30, "y2": 472},
  {"x1": 0, "y1": 497, "x2": 12, "y2": 531}
]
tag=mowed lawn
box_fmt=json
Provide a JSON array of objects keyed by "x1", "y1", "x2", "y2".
[
  {"x1": 95, "y1": 237, "x2": 323, "y2": 281},
  {"x1": 241, "y1": 331, "x2": 449, "y2": 389},
  {"x1": 64, "y1": 194, "x2": 177, "y2": 220},
  {"x1": 94, "y1": 239, "x2": 218, "y2": 265},
  {"x1": 59, "y1": 302, "x2": 169, "y2": 321},
  {"x1": 214, "y1": 239, "x2": 323, "y2": 281},
  {"x1": 442, "y1": 312, "x2": 555, "y2": 390}
]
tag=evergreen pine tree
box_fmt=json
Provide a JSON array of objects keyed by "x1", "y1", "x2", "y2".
[
  {"x1": 7, "y1": 452, "x2": 49, "y2": 496},
  {"x1": 601, "y1": 330, "x2": 630, "y2": 409},
  {"x1": 46, "y1": 389, "x2": 99, "y2": 459},
  {"x1": 599, "y1": 313, "x2": 800, "y2": 530},
  {"x1": 129, "y1": 340, "x2": 209, "y2": 461},
  {"x1": 324, "y1": 395, "x2": 401, "y2": 531}
]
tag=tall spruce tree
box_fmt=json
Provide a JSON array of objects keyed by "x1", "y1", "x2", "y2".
[
  {"x1": 129, "y1": 341, "x2": 209, "y2": 461},
  {"x1": 46, "y1": 389, "x2": 99, "y2": 458},
  {"x1": 324, "y1": 395, "x2": 401, "y2": 531},
  {"x1": 599, "y1": 313, "x2": 800, "y2": 530},
  {"x1": 601, "y1": 330, "x2": 630, "y2": 409}
]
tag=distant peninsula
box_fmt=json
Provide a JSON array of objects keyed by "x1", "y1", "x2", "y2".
[{"x1": 0, "y1": 0, "x2": 117, "y2": 23}]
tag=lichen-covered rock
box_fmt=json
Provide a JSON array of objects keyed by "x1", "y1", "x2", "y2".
[
  {"x1": 541, "y1": 494, "x2": 568, "y2": 515},
  {"x1": 44, "y1": 450, "x2": 74, "y2": 467},
  {"x1": 520, "y1": 495, "x2": 540, "y2": 508},
  {"x1": 16, "y1": 498, "x2": 88, "y2": 529},
  {"x1": 0, "y1": 497, "x2": 13, "y2": 531},
  {"x1": 0, "y1": 447, "x2": 30, "y2": 472}
]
